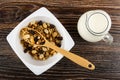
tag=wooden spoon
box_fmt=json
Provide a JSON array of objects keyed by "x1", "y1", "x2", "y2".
[{"x1": 23, "y1": 28, "x2": 95, "y2": 70}]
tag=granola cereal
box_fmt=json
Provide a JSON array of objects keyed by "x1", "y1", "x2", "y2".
[{"x1": 20, "y1": 20, "x2": 63, "y2": 60}]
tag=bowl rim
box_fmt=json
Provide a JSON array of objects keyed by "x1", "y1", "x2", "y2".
[{"x1": 6, "y1": 7, "x2": 75, "y2": 75}]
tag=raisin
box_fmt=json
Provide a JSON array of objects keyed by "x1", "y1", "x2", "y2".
[
  {"x1": 40, "y1": 41, "x2": 45, "y2": 45},
  {"x1": 56, "y1": 43, "x2": 61, "y2": 47},
  {"x1": 34, "y1": 36, "x2": 39, "y2": 43},
  {"x1": 28, "y1": 30, "x2": 35, "y2": 35},
  {"x1": 38, "y1": 49, "x2": 44, "y2": 54},
  {"x1": 23, "y1": 42, "x2": 29, "y2": 47},
  {"x1": 27, "y1": 46, "x2": 32, "y2": 50},
  {"x1": 24, "y1": 48, "x2": 28, "y2": 53},
  {"x1": 38, "y1": 21, "x2": 43, "y2": 25},
  {"x1": 50, "y1": 24, "x2": 55, "y2": 28},
  {"x1": 56, "y1": 36, "x2": 63, "y2": 40}
]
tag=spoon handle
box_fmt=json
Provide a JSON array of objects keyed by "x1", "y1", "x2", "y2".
[{"x1": 45, "y1": 41, "x2": 95, "y2": 70}]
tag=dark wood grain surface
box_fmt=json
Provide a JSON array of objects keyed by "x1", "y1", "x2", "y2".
[{"x1": 0, "y1": 0, "x2": 120, "y2": 80}]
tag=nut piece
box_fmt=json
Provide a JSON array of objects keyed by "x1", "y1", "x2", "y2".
[
  {"x1": 39, "y1": 54, "x2": 44, "y2": 59},
  {"x1": 52, "y1": 32, "x2": 58, "y2": 37},
  {"x1": 30, "y1": 20, "x2": 36, "y2": 25},
  {"x1": 51, "y1": 42, "x2": 55, "y2": 45},
  {"x1": 43, "y1": 23, "x2": 47, "y2": 28},
  {"x1": 34, "y1": 54, "x2": 39, "y2": 60},
  {"x1": 44, "y1": 29, "x2": 49, "y2": 34},
  {"x1": 42, "y1": 47, "x2": 48, "y2": 52},
  {"x1": 31, "y1": 50, "x2": 37, "y2": 54},
  {"x1": 45, "y1": 52, "x2": 49, "y2": 57},
  {"x1": 30, "y1": 36, "x2": 35, "y2": 44},
  {"x1": 23, "y1": 34, "x2": 30, "y2": 39},
  {"x1": 47, "y1": 23, "x2": 50, "y2": 26}
]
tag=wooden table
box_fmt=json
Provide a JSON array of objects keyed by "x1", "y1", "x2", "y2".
[{"x1": 0, "y1": 0, "x2": 120, "y2": 80}]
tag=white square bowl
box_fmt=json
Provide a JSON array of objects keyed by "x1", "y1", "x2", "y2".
[{"x1": 6, "y1": 7, "x2": 75, "y2": 75}]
